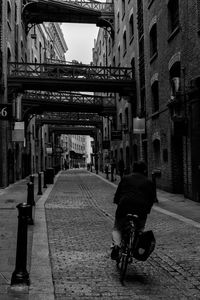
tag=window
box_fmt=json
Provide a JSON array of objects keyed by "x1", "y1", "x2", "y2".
[
  {"x1": 7, "y1": 1, "x2": 11, "y2": 28},
  {"x1": 118, "y1": 45, "x2": 121, "y2": 65},
  {"x1": 151, "y1": 80, "x2": 159, "y2": 113},
  {"x1": 99, "y1": 40, "x2": 102, "y2": 54},
  {"x1": 129, "y1": 14, "x2": 134, "y2": 41},
  {"x1": 119, "y1": 113, "x2": 122, "y2": 130},
  {"x1": 117, "y1": 12, "x2": 120, "y2": 32},
  {"x1": 150, "y1": 24, "x2": 157, "y2": 58},
  {"x1": 123, "y1": 31, "x2": 127, "y2": 55},
  {"x1": 168, "y1": 0, "x2": 179, "y2": 33},
  {"x1": 122, "y1": 0, "x2": 125, "y2": 19}
]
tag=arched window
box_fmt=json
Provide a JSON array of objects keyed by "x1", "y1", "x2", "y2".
[
  {"x1": 119, "y1": 112, "x2": 122, "y2": 130},
  {"x1": 117, "y1": 12, "x2": 120, "y2": 32},
  {"x1": 129, "y1": 14, "x2": 134, "y2": 41},
  {"x1": 122, "y1": 0, "x2": 125, "y2": 18},
  {"x1": 150, "y1": 23, "x2": 157, "y2": 58},
  {"x1": 123, "y1": 31, "x2": 127, "y2": 55},
  {"x1": 118, "y1": 45, "x2": 121, "y2": 64},
  {"x1": 151, "y1": 80, "x2": 159, "y2": 113},
  {"x1": 7, "y1": 1, "x2": 11, "y2": 27},
  {"x1": 7, "y1": 48, "x2": 12, "y2": 62},
  {"x1": 168, "y1": 0, "x2": 179, "y2": 33}
]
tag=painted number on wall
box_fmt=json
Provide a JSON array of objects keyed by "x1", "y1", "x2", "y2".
[{"x1": 0, "y1": 104, "x2": 12, "y2": 120}]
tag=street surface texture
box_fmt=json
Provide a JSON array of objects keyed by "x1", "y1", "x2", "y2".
[{"x1": 45, "y1": 170, "x2": 200, "y2": 299}]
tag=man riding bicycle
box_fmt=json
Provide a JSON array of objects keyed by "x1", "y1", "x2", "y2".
[{"x1": 111, "y1": 161, "x2": 156, "y2": 260}]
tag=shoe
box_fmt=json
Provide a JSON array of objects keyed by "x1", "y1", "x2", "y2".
[{"x1": 111, "y1": 246, "x2": 120, "y2": 260}]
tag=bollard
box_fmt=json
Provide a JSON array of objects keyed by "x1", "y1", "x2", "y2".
[
  {"x1": 27, "y1": 182, "x2": 34, "y2": 225},
  {"x1": 11, "y1": 203, "x2": 30, "y2": 286},
  {"x1": 43, "y1": 170, "x2": 47, "y2": 188},
  {"x1": 27, "y1": 181, "x2": 35, "y2": 206},
  {"x1": 30, "y1": 174, "x2": 34, "y2": 184},
  {"x1": 37, "y1": 172, "x2": 42, "y2": 195}
]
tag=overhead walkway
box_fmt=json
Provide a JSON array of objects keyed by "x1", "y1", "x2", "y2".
[
  {"x1": 36, "y1": 112, "x2": 103, "y2": 128},
  {"x1": 22, "y1": 0, "x2": 114, "y2": 35},
  {"x1": 49, "y1": 124, "x2": 97, "y2": 137},
  {"x1": 8, "y1": 62, "x2": 135, "y2": 96},
  {"x1": 22, "y1": 91, "x2": 116, "y2": 119}
]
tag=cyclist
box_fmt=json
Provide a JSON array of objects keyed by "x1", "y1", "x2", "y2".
[{"x1": 111, "y1": 160, "x2": 156, "y2": 260}]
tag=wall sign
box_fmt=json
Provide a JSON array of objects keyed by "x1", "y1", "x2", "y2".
[{"x1": 0, "y1": 104, "x2": 12, "y2": 120}]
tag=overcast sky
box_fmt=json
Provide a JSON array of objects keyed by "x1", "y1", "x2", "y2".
[{"x1": 61, "y1": 23, "x2": 99, "y2": 64}]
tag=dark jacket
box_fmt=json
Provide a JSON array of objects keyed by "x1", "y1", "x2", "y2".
[{"x1": 114, "y1": 172, "x2": 156, "y2": 220}]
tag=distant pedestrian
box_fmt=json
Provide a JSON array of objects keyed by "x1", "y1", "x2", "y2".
[
  {"x1": 111, "y1": 158, "x2": 116, "y2": 182},
  {"x1": 64, "y1": 160, "x2": 67, "y2": 170},
  {"x1": 118, "y1": 158, "x2": 125, "y2": 180},
  {"x1": 105, "y1": 163, "x2": 109, "y2": 180},
  {"x1": 95, "y1": 162, "x2": 98, "y2": 174}
]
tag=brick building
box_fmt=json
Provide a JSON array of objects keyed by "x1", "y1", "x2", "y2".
[
  {"x1": 0, "y1": 0, "x2": 67, "y2": 187},
  {"x1": 93, "y1": 0, "x2": 200, "y2": 201}
]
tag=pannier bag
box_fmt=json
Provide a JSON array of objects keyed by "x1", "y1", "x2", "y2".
[{"x1": 133, "y1": 230, "x2": 156, "y2": 261}]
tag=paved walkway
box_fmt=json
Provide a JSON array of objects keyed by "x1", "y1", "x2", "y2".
[{"x1": 0, "y1": 169, "x2": 200, "y2": 299}]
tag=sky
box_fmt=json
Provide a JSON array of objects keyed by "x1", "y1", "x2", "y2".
[{"x1": 61, "y1": 23, "x2": 99, "y2": 64}]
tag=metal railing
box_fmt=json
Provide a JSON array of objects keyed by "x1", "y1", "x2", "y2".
[
  {"x1": 37, "y1": 112, "x2": 103, "y2": 122},
  {"x1": 39, "y1": 0, "x2": 114, "y2": 13},
  {"x1": 8, "y1": 62, "x2": 133, "y2": 82},
  {"x1": 23, "y1": 91, "x2": 116, "y2": 107}
]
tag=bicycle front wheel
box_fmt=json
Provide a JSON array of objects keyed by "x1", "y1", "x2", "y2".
[{"x1": 119, "y1": 250, "x2": 129, "y2": 283}]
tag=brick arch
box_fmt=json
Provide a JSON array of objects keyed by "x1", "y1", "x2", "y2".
[
  {"x1": 149, "y1": 16, "x2": 157, "y2": 32},
  {"x1": 168, "y1": 52, "x2": 181, "y2": 71}
]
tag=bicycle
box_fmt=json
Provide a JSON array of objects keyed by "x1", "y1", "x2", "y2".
[{"x1": 116, "y1": 214, "x2": 141, "y2": 283}]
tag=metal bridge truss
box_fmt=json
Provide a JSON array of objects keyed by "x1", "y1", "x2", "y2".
[
  {"x1": 36, "y1": 112, "x2": 103, "y2": 128},
  {"x1": 8, "y1": 62, "x2": 135, "y2": 95},
  {"x1": 22, "y1": 90, "x2": 116, "y2": 120},
  {"x1": 22, "y1": 0, "x2": 114, "y2": 36}
]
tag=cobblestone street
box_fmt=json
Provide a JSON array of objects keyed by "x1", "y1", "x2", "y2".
[{"x1": 44, "y1": 170, "x2": 200, "y2": 299}]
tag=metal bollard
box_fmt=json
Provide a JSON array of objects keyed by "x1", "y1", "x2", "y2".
[
  {"x1": 27, "y1": 181, "x2": 35, "y2": 206},
  {"x1": 152, "y1": 172, "x2": 158, "y2": 203},
  {"x1": 30, "y1": 174, "x2": 34, "y2": 184},
  {"x1": 27, "y1": 182, "x2": 34, "y2": 225},
  {"x1": 43, "y1": 170, "x2": 47, "y2": 188},
  {"x1": 37, "y1": 172, "x2": 42, "y2": 195},
  {"x1": 11, "y1": 203, "x2": 30, "y2": 286}
]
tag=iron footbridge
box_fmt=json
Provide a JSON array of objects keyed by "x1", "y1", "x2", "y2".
[
  {"x1": 36, "y1": 112, "x2": 103, "y2": 128},
  {"x1": 23, "y1": 0, "x2": 114, "y2": 35},
  {"x1": 8, "y1": 62, "x2": 135, "y2": 96},
  {"x1": 22, "y1": 91, "x2": 116, "y2": 119}
]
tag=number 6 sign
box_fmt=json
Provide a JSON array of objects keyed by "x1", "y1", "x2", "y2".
[{"x1": 0, "y1": 104, "x2": 12, "y2": 120}]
